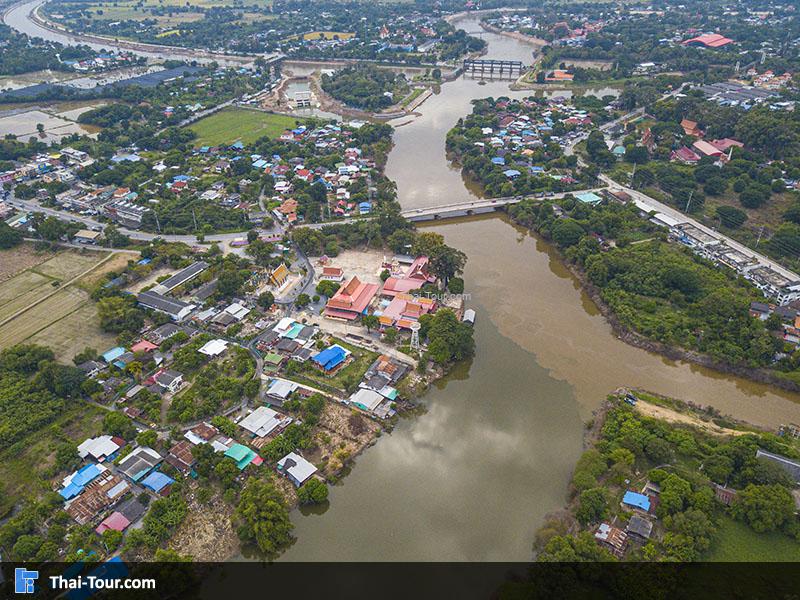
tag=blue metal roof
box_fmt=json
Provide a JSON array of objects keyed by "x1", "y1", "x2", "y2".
[
  {"x1": 141, "y1": 471, "x2": 174, "y2": 493},
  {"x1": 622, "y1": 491, "x2": 651, "y2": 511},
  {"x1": 312, "y1": 345, "x2": 347, "y2": 371}
]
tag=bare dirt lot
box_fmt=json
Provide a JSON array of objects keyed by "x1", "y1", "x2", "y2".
[
  {"x1": 168, "y1": 482, "x2": 240, "y2": 561},
  {"x1": 313, "y1": 249, "x2": 387, "y2": 285}
]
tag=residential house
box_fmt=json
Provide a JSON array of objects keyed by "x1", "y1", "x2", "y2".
[{"x1": 277, "y1": 452, "x2": 317, "y2": 487}]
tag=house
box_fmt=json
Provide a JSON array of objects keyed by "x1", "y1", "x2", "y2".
[
  {"x1": 680, "y1": 118, "x2": 703, "y2": 137},
  {"x1": 77, "y1": 435, "x2": 124, "y2": 462},
  {"x1": 324, "y1": 276, "x2": 379, "y2": 320},
  {"x1": 595, "y1": 523, "x2": 628, "y2": 558},
  {"x1": 137, "y1": 290, "x2": 195, "y2": 321},
  {"x1": 199, "y1": 338, "x2": 228, "y2": 357},
  {"x1": 131, "y1": 339, "x2": 158, "y2": 354},
  {"x1": 621, "y1": 490, "x2": 651, "y2": 513},
  {"x1": 65, "y1": 472, "x2": 129, "y2": 525},
  {"x1": 184, "y1": 422, "x2": 219, "y2": 446},
  {"x1": 671, "y1": 146, "x2": 701, "y2": 164},
  {"x1": 378, "y1": 294, "x2": 435, "y2": 330},
  {"x1": 320, "y1": 266, "x2": 344, "y2": 282},
  {"x1": 101, "y1": 346, "x2": 126, "y2": 364},
  {"x1": 277, "y1": 452, "x2": 317, "y2": 487},
  {"x1": 148, "y1": 323, "x2": 181, "y2": 344},
  {"x1": 349, "y1": 388, "x2": 385, "y2": 413},
  {"x1": 239, "y1": 405, "x2": 289, "y2": 438},
  {"x1": 311, "y1": 344, "x2": 350, "y2": 373},
  {"x1": 165, "y1": 440, "x2": 196, "y2": 473},
  {"x1": 225, "y1": 443, "x2": 260, "y2": 470},
  {"x1": 95, "y1": 511, "x2": 131, "y2": 535},
  {"x1": 141, "y1": 471, "x2": 175, "y2": 495},
  {"x1": 73, "y1": 229, "x2": 102, "y2": 244},
  {"x1": 692, "y1": 139, "x2": 724, "y2": 158},
  {"x1": 575, "y1": 192, "x2": 603, "y2": 206},
  {"x1": 117, "y1": 447, "x2": 162, "y2": 482},
  {"x1": 154, "y1": 369, "x2": 183, "y2": 393},
  {"x1": 266, "y1": 379, "x2": 299, "y2": 405},
  {"x1": 60, "y1": 463, "x2": 108, "y2": 500},
  {"x1": 625, "y1": 515, "x2": 653, "y2": 542},
  {"x1": 77, "y1": 360, "x2": 105, "y2": 378}
]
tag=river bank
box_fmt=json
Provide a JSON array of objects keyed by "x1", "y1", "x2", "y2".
[{"x1": 504, "y1": 207, "x2": 800, "y2": 396}]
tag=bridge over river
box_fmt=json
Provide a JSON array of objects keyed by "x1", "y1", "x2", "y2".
[{"x1": 399, "y1": 188, "x2": 606, "y2": 221}]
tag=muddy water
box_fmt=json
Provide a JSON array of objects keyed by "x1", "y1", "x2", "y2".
[
  {"x1": 8, "y1": 3, "x2": 800, "y2": 561},
  {"x1": 280, "y1": 15, "x2": 800, "y2": 562}
]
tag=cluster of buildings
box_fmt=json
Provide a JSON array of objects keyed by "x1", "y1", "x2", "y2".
[
  {"x1": 321, "y1": 254, "x2": 460, "y2": 331},
  {"x1": 670, "y1": 121, "x2": 745, "y2": 164},
  {"x1": 696, "y1": 81, "x2": 788, "y2": 110},
  {"x1": 663, "y1": 220, "x2": 800, "y2": 306},
  {"x1": 61, "y1": 51, "x2": 138, "y2": 73},
  {"x1": 473, "y1": 97, "x2": 596, "y2": 181}
]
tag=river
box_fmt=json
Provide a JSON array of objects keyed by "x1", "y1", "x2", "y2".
[{"x1": 6, "y1": 6, "x2": 800, "y2": 561}]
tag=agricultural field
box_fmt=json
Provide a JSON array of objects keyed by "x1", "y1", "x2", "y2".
[
  {"x1": 189, "y1": 107, "x2": 302, "y2": 147},
  {"x1": 48, "y1": 0, "x2": 272, "y2": 25},
  {"x1": 0, "y1": 249, "x2": 130, "y2": 362}
]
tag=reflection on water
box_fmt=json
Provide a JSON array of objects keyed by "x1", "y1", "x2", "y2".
[{"x1": 282, "y1": 14, "x2": 800, "y2": 563}]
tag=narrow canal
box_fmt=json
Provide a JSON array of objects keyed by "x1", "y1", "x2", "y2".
[{"x1": 6, "y1": 4, "x2": 800, "y2": 561}]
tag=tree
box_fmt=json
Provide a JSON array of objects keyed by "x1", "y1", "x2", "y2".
[
  {"x1": 234, "y1": 479, "x2": 293, "y2": 556},
  {"x1": 97, "y1": 296, "x2": 144, "y2": 334},
  {"x1": 136, "y1": 430, "x2": 158, "y2": 448},
  {"x1": 715, "y1": 206, "x2": 747, "y2": 229},
  {"x1": 315, "y1": 280, "x2": 340, "y2": 298},
  {"x1": 575, "y1": 488, "x2": 607, "y2": 525},
  {"x1": 551, "y1": 218, "x2": 585, "y2": 248},
  {"x1": 732, "y1": 484, "x2": 795, "y2": 532},
  {"x1": 429, "y1": 245, "x2": 467, "y2": 287},
  {"x1": 537, "y1": 531, "x2": 615, "y2": 562},
  {"x1": 297, "y1": 478, "x2": 328, "y2": 505},
  {"x1": 362, "y1": 314, "x2": 379, "y2": 332},
  {"x1": 0, "y1": 222, "x2": 22, "y2": 249},
  {"x1": 103, "y1": 411, "x2": 136, "y2": 440},
  {"x1": 257, "y1": 291, "x2": 274, "y2": 310},
  {"x1": 295, "y1": 293, "x2": 310, "y2": 308}
]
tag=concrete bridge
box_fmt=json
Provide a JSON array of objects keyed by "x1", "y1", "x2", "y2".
[
  {"x1": 462, "y1": 59, "x2": 526, "y2": 76},
  {"x1": 399, "y1": 188, "x2": 606, "y2": 222}
]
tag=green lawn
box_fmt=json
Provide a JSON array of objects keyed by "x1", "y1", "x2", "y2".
[
  {"x1": 705, "y1": 516, "x2": 800, "y2": 561},
  {"x1": 188, "y1": 108, "x2": 301, "y2": 147}
]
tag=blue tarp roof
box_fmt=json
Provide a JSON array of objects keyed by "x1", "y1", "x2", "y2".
[
  {"x1": 503, "y1": 169, "x2": 521, "y2": 178},
  {"x1": 312, "y1": 345, "x2": 347, "y2": 371},
  {"x1": 491, "y1": 157, "x2": 506, "y2": 165},
  {"x1": 60, "y1": 464, "x2": 104, "y2": 499},
  {"x1": 622, "y1": 491, "x2": 651, "y2": 511},
  {"x1": 141, "y1": 471, "x2": 174, "y2": 493}
]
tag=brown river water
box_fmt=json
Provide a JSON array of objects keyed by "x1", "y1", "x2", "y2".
[
  {"x1": 279, "y1": 16, "x2": 800, "y2": 561},
  {"x1": 7, "y1": 4, "x2": 800, "y2": 561}
]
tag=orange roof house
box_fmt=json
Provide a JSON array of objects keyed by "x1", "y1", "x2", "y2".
[
  {"x1": 680, "y1": 118, "x2": 703, "y2": 137},
  {"x1": 378, "y1": 294, "x2": 436, "y2": 329},
  {"x1": 324, "y1": 276, "x2": 379, "y2": 321},
  {"x1": 545, "y1": 70, "x2": 574, "y2": 82},
  {"x1": 278, "y1": 198, "x2": 298, "y2": 215},
  {"x1": 692, "y1": 139, "x2": 724, "y2": 157}
]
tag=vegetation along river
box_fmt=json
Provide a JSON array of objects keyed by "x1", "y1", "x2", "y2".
[
  {"x1": 280, "y1": 15, "x2": 800, "y2": 561},
  {"x1": 7, "y1": 4, "x2": 800, "y2": 560}
]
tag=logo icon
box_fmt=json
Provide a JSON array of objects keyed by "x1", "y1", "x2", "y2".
[{"x1": 15, "y1": 568, "x2": 38, "y2": 594}]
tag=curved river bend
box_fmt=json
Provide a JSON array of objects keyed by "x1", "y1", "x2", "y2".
[{"x1": 6, "y1": 6, "x2": 800, "y2": 561}]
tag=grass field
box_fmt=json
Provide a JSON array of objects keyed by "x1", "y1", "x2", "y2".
[
  {"x1": 0, "y1": 249, "x2": 125, "y2": 362},
  {"x1": 50, "y1": 0, "x2": 272, "y2": 24},
  {"x1": 189, "y1": 108, "x2": 301, "y2": 147},
  {"x1": 0, "y1": 404, "x2": 106, "y2": 517},
  {"x1": 705, "y1": 516, "x2": 800, "y2": 561}
]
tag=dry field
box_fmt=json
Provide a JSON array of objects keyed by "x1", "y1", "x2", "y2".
[{"x1": 0, "y1": 249, "x2": 126, "y2": 361}]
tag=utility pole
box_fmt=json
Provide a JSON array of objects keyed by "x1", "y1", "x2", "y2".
[
  {"x1": 192, "y1": 208, "x2": 198, "y2": 231},
  {"x1": 756, "y1": 225, "x2": 765, "y2": 247},
  {"x1": 154, "y1": 211, "x2": 161, "y2": 233},
  {"x1": 630, "y1": 162, "x2": 637, "y2": 187},
  {"x1": 684, "y1": 190, "x2": 694, "y2": 213}
]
